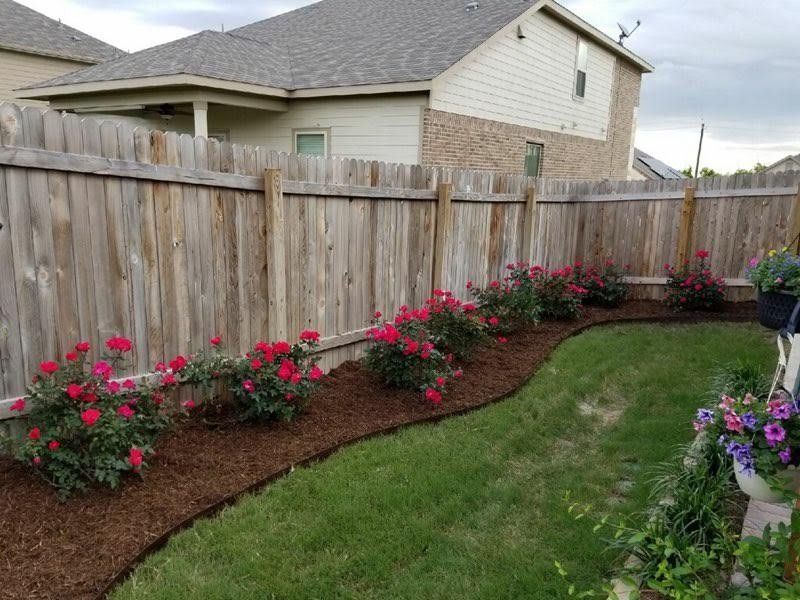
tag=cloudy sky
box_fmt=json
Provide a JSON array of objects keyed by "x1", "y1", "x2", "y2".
[{"x1": 16, "y1": 0, "x2": 800, "y2": 174}]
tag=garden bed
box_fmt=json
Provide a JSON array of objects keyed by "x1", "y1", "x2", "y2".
[{"x1": 0, "y1": 301, "x2": 756, "y2": 600}]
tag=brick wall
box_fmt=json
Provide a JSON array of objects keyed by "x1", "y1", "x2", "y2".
[{"x1": 421, "y1": 59, "x2": 642, "y2": 179}]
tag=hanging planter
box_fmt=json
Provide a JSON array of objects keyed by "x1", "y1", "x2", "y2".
[
  {"x1": 756, "y1": 290, "x2": 797, "y2": 330},
  {"x1": 733, "y1": 460, "x2": 800, "y2": 504}
]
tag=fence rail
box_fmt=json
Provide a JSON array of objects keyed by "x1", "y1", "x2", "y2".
[{"x1": 1, "y1": 102, "x2": 799, "y2": 416}]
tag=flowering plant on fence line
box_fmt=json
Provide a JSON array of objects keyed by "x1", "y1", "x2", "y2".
[
  {"x1": 572, "y1": 259, "x2": 630, "y2": 308},
  {"x1": 530, "y1": 265, "x2": 587, "y2": 320},
  {"x1": 469, "y1": 262, "x2": 541, "y2": 332},
  {"x1": 694, "y1": 390, "x2": 800, "y2": 493},
  {"x1": 7, "y1": 338, "x2": 171, "y2": 498},
  {"x1": 364, "y1": 308, "x2": 453, "y2": 404},
  {"x1": 745, "y1": 248, "x2": 800, "y2": 295},
  {"x1": 664, "y1": 250, "x2": 726, "y2": 311},
  {"x1": 423, "y1": 289, "x2": 489, "y2": 359},
  {"x1": 225, "y1": 331, "x2": 324, "y2": 422}
]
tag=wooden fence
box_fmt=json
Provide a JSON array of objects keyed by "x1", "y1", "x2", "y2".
[{"x1": 1, "y1": 102, "x2": 799, "y2": 416}]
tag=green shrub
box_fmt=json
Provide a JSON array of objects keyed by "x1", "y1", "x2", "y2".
[
  {"x1": 530, "y1": 265, "x2": 586, "y2": 320},
  {"x1": 664, "y1": 250, "x2": 726, "y2": 311},
  {"x1": 469, "y1": 262, "x2": 541, "y2": 332}
]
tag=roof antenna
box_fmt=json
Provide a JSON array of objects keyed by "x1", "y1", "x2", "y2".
[{"x1": 617, "y1": 20, "x2": 641, "y2": 46}]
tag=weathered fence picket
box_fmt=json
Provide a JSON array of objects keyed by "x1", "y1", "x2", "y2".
[{"x1": 1, "y1": 102, "x2": 799, "y2": 415}]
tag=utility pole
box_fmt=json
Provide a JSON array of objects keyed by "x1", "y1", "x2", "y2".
[{"x1": 694, "y1": 122, "x2": 705, "y2": 178}]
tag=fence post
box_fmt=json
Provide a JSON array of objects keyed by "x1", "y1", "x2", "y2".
[
  {"x1": 432, "y1": 182, "x2": 453, "y2": 291},
  {"x1": 789, "y1": 185, "x2": 800, "y2": 253},
  {"x1": 676, "y1": 186, "x2": 696, "y2": 265},
  {"x1": 522, "y1": 185, "x2": 537, "y2": 262},
  {"x1": 264, "y1": 168, "x2": 288, "y2": 340}
]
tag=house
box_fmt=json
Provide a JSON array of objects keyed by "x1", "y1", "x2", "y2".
[
  {"x1": 764, "y1": 153, "x2": 800, "y2": 174},
  {"x1": 0, "y1": 0, "x2": 121, "y2": 106},
  {"x1": 630, "y1": 148, "x2": 686, "y2": 180},
  {"x1": 18, "y1": 0, "x2": 653, "y2": 179}
]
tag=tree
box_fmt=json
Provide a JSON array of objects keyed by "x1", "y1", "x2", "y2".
[
  {"x1": 681, "y1": 166, "x2": 694, "y2": 177},
  {"x1": 734, "y1": 162, "x2": 767, "y2": 175}
]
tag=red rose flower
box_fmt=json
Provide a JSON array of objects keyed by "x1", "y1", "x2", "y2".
[
  {"x1": 75, "y1": 341, "x2": 90, "y2": 353},
  {"x1": 117, "y1": 405, "x2": 135, "y2": 419},
  {"x1": 695, "y1": 250, "x2": 710, "y2": 259},
  {"x1": 299, "y1": 330, "x2": 321, "y2": 343},
  {"x1": 32, "y1": 456, "x2": 41, "y2": 466},
  {"x1": 497, "y1": 336, "x2": 508, "y2": 344},
  {"x1": 209, "y1": 336, "x2": 222, "y2": 346},
  {"x1": 273, "y1": 341, "x2": 291, "y2": 355},
  {"x1": 81, "y1": 408, "x2": 101, "y2": 427},
  {"x1": 169, "y1": 355, "x2": 187, "y2": 372},
  {"x1": 182, "y1": 399, "x2": 196, "y2": 410},
  {"x1": 425, "y1": 388, "x2": 442, "y2": 405},
  {"x1": 106, "y1": 337, "x2": 133, "y2": 353},
  {"x1": 128, "y1": 447, "x2": 143, "y2": 469},
  {"x1": 122, "y1": 379, "x2": 136, "y2": 390},
  {"x1": 290, "y1": 372, "x2": 302, "y2": 385},
  {"x1": 9, "y1": 398, "x2": 25, "y2": 412},
  {"x1": 48, "y1": 440, "x2": 60, "y2": 451},
  {"x1": 251, "y1": 358, "x2": 263, "y2": 370},
  {"x1": 28, "y1": 427, "x2": 41, "y2": 441},
  {"x1": 66, "y1": 383, "x2": 83, "y2": 399},
  {"x1": 40, "y1": 361, "x2": 59, "y2": 375},
  {"x1": 65, "y1": 351, "x2": 79, "y2": 362},
  {"x1": 309, "y1": 365, "x2": 324, "y2": 381},
  {"x1": 242, "y1": 380, "x2": 255, "y2": 393}
]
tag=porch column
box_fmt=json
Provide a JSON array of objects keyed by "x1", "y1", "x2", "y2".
[{"x1": 193, "y1": 101, "x2": 208, "y2": 138}]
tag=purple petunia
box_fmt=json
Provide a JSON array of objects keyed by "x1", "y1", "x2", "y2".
[
  {"x1": 764, "y1": 422, "x2": 787, "y2": 448},
  {"x1": 726, "y1": 441, "x2": 755, "y2": 475},
  {"x1": 741, "y1": 412, "x2": 758, "y2": 430},
  {"x1": 779, "y1": 447, "x2": 792, "y2": 464},
  {"x1": 696, "y1": 408, "x2": 715, "y2": 424}
]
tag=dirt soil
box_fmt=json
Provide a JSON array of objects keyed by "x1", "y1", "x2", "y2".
[{"x1": 0, "y1": 301, "x2": 757, "y2": 600}]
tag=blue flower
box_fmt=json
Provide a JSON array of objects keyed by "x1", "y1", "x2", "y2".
[{"x1": 696, "y1": 408, "x2": 715, "y2": 424}]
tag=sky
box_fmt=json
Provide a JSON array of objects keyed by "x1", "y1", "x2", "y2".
[{"x1": 16, "y1": 0, "x2": 800, "y2": 174}]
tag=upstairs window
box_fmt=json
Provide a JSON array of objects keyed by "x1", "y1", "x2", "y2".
[
  {"x1": 574, "y1": 38, "x2": 588, "y2": 99},
  {"x1": 525, "y1": 142, "x2": 543, "y2": 177},
  {"x1": 294, "y1": 130, "x2": 328, "y2": 156}
]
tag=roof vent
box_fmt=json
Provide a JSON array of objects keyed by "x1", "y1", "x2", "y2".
[{"x1": 466, "y1": 1, "x2": 479, "y2": 12}]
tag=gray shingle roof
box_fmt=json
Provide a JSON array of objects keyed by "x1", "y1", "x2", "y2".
[
  {"x1": 633, "y1": 148, "x2": 686, "y2": 180},
  {"x1": 32, "y1": 0, "x2": 537, "y2": 90},
  {"x1": 0, "y1": 0, "x2": 121, "y2": 63},
  {"x1": 33, "y1": 30, "x2": 293, "y2": 89}
]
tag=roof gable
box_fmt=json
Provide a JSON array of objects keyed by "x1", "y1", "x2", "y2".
[
  {"x1": 633, "y1": 148, "x2": 686, "y2": 180},
  {"x1": 0, "y1": 0, "x2": 121, "y2": 63}
]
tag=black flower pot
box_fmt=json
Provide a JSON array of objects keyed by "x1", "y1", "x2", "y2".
[{"x1": 757, "y1": 290, "x2": 798, "y2": 330}]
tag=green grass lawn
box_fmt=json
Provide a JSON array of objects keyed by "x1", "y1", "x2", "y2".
[{"x1": 112, "y1": 323, "x2": 774, "y2": 600}]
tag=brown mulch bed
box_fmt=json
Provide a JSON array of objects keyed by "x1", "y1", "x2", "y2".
[{"x1": 0, "y1": 301, "x2": 757, "y2": 600}]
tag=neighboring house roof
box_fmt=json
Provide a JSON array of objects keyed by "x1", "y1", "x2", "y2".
[
  {"x1": 633, "y1": 148, "x2": 686, "y2": 180},
  {"x1": 0, "y1": 0, "x2": 122, "y2": 63},
  {"x1": 22, "y1": 0, "x2": 652, "y2": 97},
  {"x1": 765, "y1": 153, "x2": 800, "y2": 172}
]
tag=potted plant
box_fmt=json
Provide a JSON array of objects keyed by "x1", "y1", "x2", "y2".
[
  {"x1": 694, "y1": 390, "x2": 800, "y2": 503},
  {"x1": 746, "y1": 249, "x2": 800, "y2": 329}
]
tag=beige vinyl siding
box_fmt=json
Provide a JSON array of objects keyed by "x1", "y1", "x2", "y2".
[
  {"x1": 211, "y1": 94, "x2": 428, "y2": 164},
  {"x1": 0, "y1": 48, "x2": 90, "y2": 106},
  {"x1": 430, "y1": 9, "x2": 616, "y2": 141}
]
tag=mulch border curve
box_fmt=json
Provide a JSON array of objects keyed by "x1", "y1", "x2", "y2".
[{"x1": 97, "y1": 310, "x2": 757, "y2": 599}]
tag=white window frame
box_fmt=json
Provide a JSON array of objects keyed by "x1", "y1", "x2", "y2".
[
  {"x1": 293, "y1": 129, "x2": 330, "y2": 157},
  {"x1": 573, "y1": 37, "x2": 589, "y2": 101}
]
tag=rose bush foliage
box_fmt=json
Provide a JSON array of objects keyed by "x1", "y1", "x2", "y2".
[{"x1": 664, "y1": 250, "x2": 726, "y2": 311}]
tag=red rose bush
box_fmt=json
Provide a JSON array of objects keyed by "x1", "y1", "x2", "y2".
[
  {"x1": 364, "y1": 307, "x2": 452, "y2": 405},
  {"x1": 226, "y1": 332, "x2": 323, "y2": 422},
  {"x1": 423, "y1": 289, "x2": 489, "y2": 359},
  {"x1": 571, "y1": 259, "x2": 630, "y2": 307},
  {"x1": 664, "y1": 250, "x2": 726, "y2": 311},
  {"x1": 469, "y1": 262, "x2": 542, "y2": 332},
  {"x1": 8, "y1": 339, "x2": 171, "y2": 498}
]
